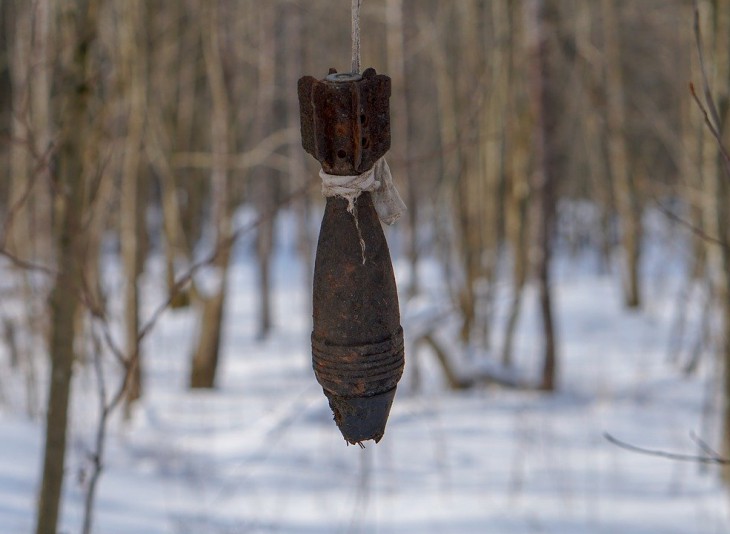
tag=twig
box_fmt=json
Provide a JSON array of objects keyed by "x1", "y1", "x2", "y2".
[
  {"x1": 135, "y1": 177, "x2": 318, "y2": 348},
  {"x1": 691, "y1": 2, "x2": 730, "y2": 180},
  {"x1": 690, "y1": 431, "x2": 722, "y2": 459},
  {"x1": 84, "y1": 175, "x2": 318, "y2": 376},
  {"x1": 604, "y1": 432, "x2": 730, "y2": 464},
  {"x1": 0, "y1": 134, "x2": 56, "y2": 247},
  {"x1": 82, "y1": 323, "x2": 135, "y2": 534},
  {"x1": 689, "y1": 83, "x2": 730, "y2": 178},
  {"x1": 0, "y1": 249, "x2": 56, "y2": 276},
  {"x1": 649, "y1": 196, "x2": 726, "y2": 248},
  {"x1": 692, "y1": 1, "x2": 724, "y2": 133}
]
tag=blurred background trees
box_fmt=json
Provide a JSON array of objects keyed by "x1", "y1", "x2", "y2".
[{"x1": 1, "y1": 0, "x2": 729, "y2": 531}]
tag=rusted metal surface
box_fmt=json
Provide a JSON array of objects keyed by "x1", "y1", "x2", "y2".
[
  {"x1": 299, "y1": 67, "x2": 391, "y2": 176},
  {"x1": 299, "y1": 68, "x2": 404, "y2": 445}
]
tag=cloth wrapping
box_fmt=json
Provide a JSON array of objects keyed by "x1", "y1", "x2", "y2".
[{"x1": 319, "y1": 157, "x2": 406, "y2": 225}]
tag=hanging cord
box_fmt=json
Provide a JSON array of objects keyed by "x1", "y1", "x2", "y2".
[
  {"x1": 352, "y1": 0, "x2": 362, "y2": 74},
  {"x1": 319, "y1": 0, "x2": 406, "y2": 264}
]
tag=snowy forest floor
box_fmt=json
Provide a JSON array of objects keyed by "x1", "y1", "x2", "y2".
[{"x1": 1, "y1": 213, "x2": 729, "y2": 533}]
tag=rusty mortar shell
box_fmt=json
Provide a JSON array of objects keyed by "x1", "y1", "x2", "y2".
[{"x1": 298, "y1": 68, "x2": 404, "y2": 445}]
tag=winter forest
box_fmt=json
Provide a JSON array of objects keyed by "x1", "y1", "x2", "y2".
[{"x1": 2, "y1": 0, "x2": 730, "y2": 532}]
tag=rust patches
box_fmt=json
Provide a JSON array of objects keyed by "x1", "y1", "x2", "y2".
[{"x1": 298, "y1": 67, "x2": 391, "y2": 176}]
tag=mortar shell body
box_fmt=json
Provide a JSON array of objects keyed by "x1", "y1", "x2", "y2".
[
  {"x1": 311, "y1": 193, "x2": 404, "y2": 444},
  {"x1": 299, "y1": 68, "x2": 404, "y2": 444}
]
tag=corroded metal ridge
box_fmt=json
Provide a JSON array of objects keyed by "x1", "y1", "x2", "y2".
[
  {"x1": 312, "y1": 327, "x2": 404, "y2": 398},
  {"x1": 298, "y1": 67, "x2": 391, "y2": 176},
  {"x1": 298, "y1": 68, "x2": 404, "y2": 445}
]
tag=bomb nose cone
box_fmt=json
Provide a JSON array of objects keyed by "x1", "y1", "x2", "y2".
[{"x1": 325, "y1": 388, "x2": 397, "y2": 445}]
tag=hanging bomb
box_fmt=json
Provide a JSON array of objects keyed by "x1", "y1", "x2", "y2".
[{"x1": 298, "y1": 68, "x2": 404, "y2": 445}]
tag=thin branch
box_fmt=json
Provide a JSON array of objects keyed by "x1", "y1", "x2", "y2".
[
  {"x1": 0, "y1": 98, "x2": 57, "y2": 242},
  {"x1": 82, "y1": 323, "x2": 136, "y2": 534},
  {"x1": 604, "y1": 433, "x2": 730, "y2": 465},
  {"x1": 650, "y1": 196, "x2": 726, "y2": 248},
  {"x1": 691, "y1": 0, "x2": 730, "y2": 184},
  {"x1": 690, "y1": 83, "x2": 730, "y2": 178},
  {"x1": 134, "y1": 176, "x2": 318, "y2": 348},
  {"x1": 82, "y1": 329, "x2": 107, "y2": 534},
  {"x1": 692, "y1": 0, "x2": 723, "y2": 132},
  {"x1": 0, "y1": 249, "x2": 56, "y2": 276},
  {"x1": 690, "y1": 431, "x2": 723, "y2": 458}
]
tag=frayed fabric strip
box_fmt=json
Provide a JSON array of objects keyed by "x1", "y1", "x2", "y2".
[{"x1": 319, "y1": 157, "x2": 407, "y2": 225}]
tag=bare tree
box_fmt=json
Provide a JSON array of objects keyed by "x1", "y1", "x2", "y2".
[
  {"x1": 35, "y1": 1, "x2": 100, "y2": 532},
  {"x1": 284, "y1": 1, "x2": 315, "y2": 294},
  {"x1": 502, "y1": 0, "x2": 532, "y2": 367},
  {"x1": 527, "y1": 0, "x2": 559, "y2": 391},
  {"x1": 386, "y1": 0, "x2": 418, "y2": 297},
  {"x1": 118, "y1": 0, "x2": 147, "y2": 415},
  {"x1": 252, "y1": 1, "x2": 278, "y2": 340},
  {"x1": 189, "y1": 0, "x2": 234, "y2": 389},
  {"x1": 602, "y1": 0, "x2": 643, "y2": 308},
  {"x1": 693, "y1": 0, "x2": 730, "y2": 482}
]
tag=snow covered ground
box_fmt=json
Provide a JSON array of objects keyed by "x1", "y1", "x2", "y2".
[{"x1": 1, "y1": 213, "x2": 729, "y2": 533}]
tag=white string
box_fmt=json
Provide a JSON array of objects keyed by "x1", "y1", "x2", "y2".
[
  {"x1": 352, "y1": 0, "x2": 361, "y2": 74},
  {"x1": 320, "y1": 158, "x2": 406, "y2": 226}
]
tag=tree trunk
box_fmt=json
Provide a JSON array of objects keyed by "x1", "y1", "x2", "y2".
[
  {"x1": 698, "y1": 0, "x2": 721, "y2": 288},
  {"x1": 152, "y1": 116, "x2": 193, "y2": 309},
  {"x1": 252, "y1": 2, "x2": 277, "y2": 340},
  {"x1": 705, "y1": 0, "x2": 730, "y2": 483},
  {"x1": 680, "y1": 0, "x2": 706, "y2": 282},
  {"x1": 601, "y1": 0, "x2": 642, "y2": 309},
  {"x1": 6, "y1": 0, "x2": 54, "y2": 420},
  {"x1": 479, "y1": 0, "x2": 511, "y2": 350},
  {"x1": 428, "y1": 4, "x2": 463, "y2": 322},
  {"x1": 119, "y1": 0, "x2": 147, "y2": 416},
  {"x1": 189, "y1": 0, "x2": 232, "y2": 389},
  {"x1": 7, "y1": 0, "x2": 32, "y2": 259},
  {"x1": 386, "y1": 0, "x2": 418, "y2": 297},
  {"x1": 283, "y1": 2, "x2": 314, "y2": 296},
  {"x1": 145, "y1": 2, "x2": 194, "y2": 309},
  {"x1": 30, "y1": 0, "x2": 54, "y2": 264},
  {"x1": 527, "y1": 0, "x2": 559, "y2": 391},
  {"x1": 575, "y1": 0, "x2": 613, "y2": 272},
  {"x1": 502, "y1": 0, "x2": 531, "y2": 367},
  {"x1": 35, "y1": 1, "x2": 98, "y2": 532},
  {"x1": 720, "y1": 166, "x2": 730, "y2": 482},
  {"x1": 444, "y1": 1, "x2": 481, "y2": 346}
]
